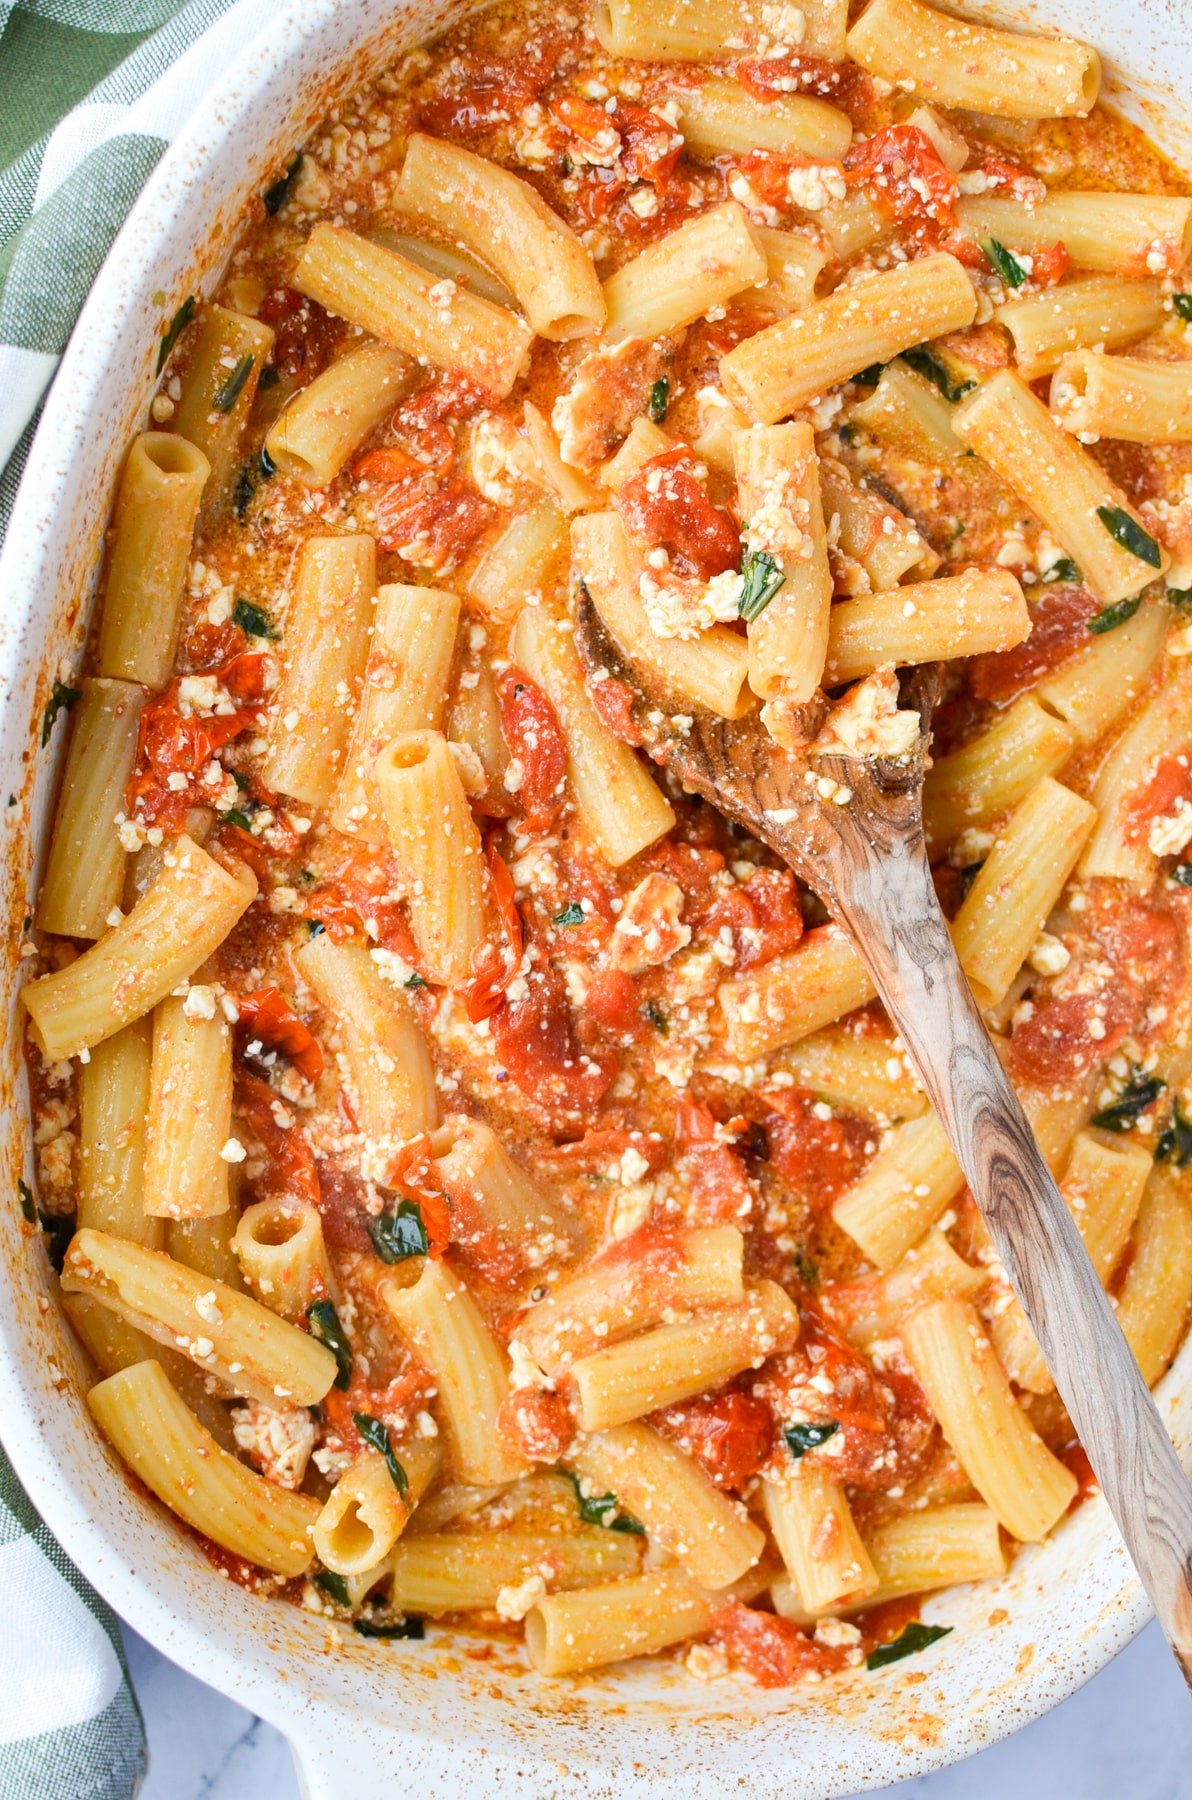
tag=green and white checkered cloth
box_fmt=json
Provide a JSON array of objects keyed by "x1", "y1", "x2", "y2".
[{"x1": 0, "y1": 1, "x2": 273, "y2": 1793}]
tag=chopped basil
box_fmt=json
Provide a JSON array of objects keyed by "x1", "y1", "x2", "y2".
[
  {"x1": 642, "y1": 998, "x2": 668, "y2": 1034},
  {"x1": 562, "y1": 1470, "x2": 645, "y2": 1535},
  {"x1": 1095, "y1": 504, "x2": 1163, "y2": 568},
  {"x1": 220, "y1": 808, "x2": 252, "y2": 831},
  {"x1": 1091, "y1": 1067, "x2": 1165, "y2": 1132},
  {"x1": 739, "y1": 549, "x2": 785, "y2": 623},
  {"x1": 353, "y1": 1614, "x2": 424, "y2": 1640},
  {"x1": 156, "y1": 294, "x2": 196, "y2": 374},
  {"x1": 852, "y1": 362, "x2": 885, "y2": 386},
  {"x1": 38, "y1": 1210, "x2": 73, "y2": 1273},
  {"x1": 367, "y1": 1198, "x2": 430, "y2": 1263},
  {"x1": 553, "y1": 901, "x2": 585, "y2": 927},
  {"x1": 784, "y1": 1420, "x2": 840, "y2": 1459},
  {"x1": 17, "y1": 1179, "x2": 34, "y2": 1224},
  {"x1": 981, "y1": 236, "x2": 1028, "y2": 288},
  {"x1": 314, "y1": 1570, "x2": 351, "y2": 1607},
  {"x1": 212, "y1": 352, "x2": 254, "y2": 414},
  {"x1": 1088, "y1": 593, "x2": 1143, "y2": 635},
  {"x1": 793, "y1": 1249, "x2": 819, "y2": 1287},
  {"x1": 1157, "y1": 1098, "x2": 1192, "y2": 1168},
  {"x1": 308, "y1": 1298, "x2": 353, "y2": 1390},
  {"x1": 647, "y1": 376, "x2": 669, "y2": 423},
  {"x1": 900, "y1": 346, "x2": 976, "y2": 404},
  {"x1": 229, "y1": 768, "x2": 250, "y2": 791},
  {"x1": 352, "y1": 1412, "x2": 409, "y2": 1495},
  {"x1": 1044, "y1": 558, "x2": 1081, "y2": 584},
  {"x1": 263, "y1": 153, "x2": 304, "y2": 216},
  {"x1": 1169, "y1": 862, "x2": 1192, "y2": 887},
  {"x1": 258, "y1": 364, "x2": 281, "y2": 390},
  {"x1": 1173, "y1": 293, "x2": 1192, "y2": 321},
  {"x1": 405, "y1": 972, "x2": 427, "y2": 990},
  {"x1": 867, "y1": 1621, "x2": 953, "y2": 1670},
  {"x1": 233, "y1": 597, "x2": 279, "y2": 639},
  {"x1": 1169, "y1": 586, "x2": 1192, "y2": 613},
  {"x1": 306, "y1": 919, "x2": 326, "y2": 939},
  {"x1": 232, "y1": 448, "x2": 277, "y2": 521},
  {"x1": 41, "y1": 680, "x2": 81, "y2": 746}
]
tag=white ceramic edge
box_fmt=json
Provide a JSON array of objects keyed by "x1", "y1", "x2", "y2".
[{"x1": 0, "y1": 1, "x2": 1188, "y2": 1794}]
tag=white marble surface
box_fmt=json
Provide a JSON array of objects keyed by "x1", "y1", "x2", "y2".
[{"x1": 123, "y1": 1615, "x2": 1192, "y2": 1799}]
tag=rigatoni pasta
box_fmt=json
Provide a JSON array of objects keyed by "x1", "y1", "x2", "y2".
[{"x1": 24, "y1": 0, "x2": 1192, "y2": 1696}]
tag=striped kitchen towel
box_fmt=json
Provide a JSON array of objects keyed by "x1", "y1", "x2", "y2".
[{"x1": 0, "y1": 1, "x2": 272, "y2": 1794}]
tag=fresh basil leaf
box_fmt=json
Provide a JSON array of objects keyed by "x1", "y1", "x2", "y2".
[
  {"x1": 307, "y1": 919, "x2": 326, "y2": 939},
  {"x1": 784, "y1": 1420, "x2": 840, "y2": 1459},
  {"x1": 981, "y1": 236, "x2": 1028, "y2": 287},
  {"x1": 230, "y1": 769, "x2": 251, "y2": 791},
  {"x1": 41, "y1": 681, "x2": 81, "y2": 746},
  {"x1": 353, "y1": 1614, "x2": 425, "y2": 1639},
  {"x1": 1044, "y1": 558, "x2": 1081, "y2": 584},
  {"x1": 221, "y1": 809, "x2": 253, "y2": 831},
  {"x1": 1088, "y1": 593, "x2": 1143, "y2": 635},
  {"x1": 739, "y1": 549, "x2": 785, "y2": 623},
  {"x1": 1173, "y1": 293, "x2": 1192, "y2": 321},
  {"x1": 553, "y1": 901, "x2": 585, "y2": 926},
  {"x1": 38, "y1": 1210, "x2": 73, "y2": 1273},
  {"x1": 314, "y1": 1570, "x2": 351, "y2": 1607},
  {"x1": 308, "y1": 1298, "x2": 353, "y2": 1390},
  {"x1": 1157, "y1": 1098, "x2": 1192, "y2": 1168},
  {"x1": 352, "y1": 1412, "x2": 409, "y2": 1495},
  {"x1": 258, "y1": 364, "x2": 281, "y2": 391},
  {"x1": 867, "y1": 1621, "x2": 952, "y2": 1670},
  {"x1": 156, "y1": 294, "x2": 196, "y2": 374},
  {"x1": 1095, "y1": 505, "x2": 1162, "y2": 568},
  {"x1": 367, "y1": 1199, "x2": 429, "y2": 1263},
  {"x1": 17, "y1": 1180, "x2": 35, "y2": 1224},
  {"x1": 263, "y1": 154, "x2": 303, "y2": 216},
  {"x1": 1091, "y1": 1067, "x2": 1165, "y2": 1131},
  {"x1": 233, "y1": 597, "x2": 279, "y2": 640},
  {"x1": 562, "y1": 1470, "x2": 645, "y2": 1535},
  {"x1": 900, "y1": 346, "x2": 976, "y2": 404},
  {"x1": 212, "y1": 352, "x2": 254, "y2": 414},
  {"x1": 233, "y1": 468, "x2": 256, "y2": 521},
  {"x1": 1168, "y1": 586, "x2": 1192, "y2": 612},
  {"x1": 405, "y1": 972, "x2": 427, "y2": 989},
  {"x1": 852, "y1": 362, "x2": 885, "y2": 386},
  {"x1": 1169, "y1": 862, "x2": 1192, "y2": 887},
  {"x1": 647, "y1": 377, "x2": 669, "y2": 423}
]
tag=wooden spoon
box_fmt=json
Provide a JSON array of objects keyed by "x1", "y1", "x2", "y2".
[{"x1": 574, "y1": 592, "x2": 1192, "y2": 1686}]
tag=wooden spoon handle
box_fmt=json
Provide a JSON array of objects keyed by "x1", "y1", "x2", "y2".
[{"x1": 832, "y1": 826, "x2": 1192, "y2": 1688}]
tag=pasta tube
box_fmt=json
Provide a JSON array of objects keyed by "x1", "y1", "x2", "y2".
[
  {"x1": 23, "y1": 837, "x2": 256, "y2": 1062},
  {"x1": 733, "y1": 422, "x2": 831, "y2": 703},
  {"x1": 372, "y1": 730, "x2": 487, "y2": 985},
  {"x1": 1051, "y1": 352, "x2": 1192, "y2": 445},
  {"x1": 822, "y1": 570, "x2": 1029, "y2": 687},
  {"x1": 264, "y1": 341, "x2": 413, "y2": 484},
  {"x1": 88, "y1": 1361, "x2": 318, "y2": 1577},
  {"x1": 96, "y1": 434, "x2": 209, "y2": 688},
  {"x1": 142, "y1": 997, "x2": 233, "y2": 1220},
  {"x1": 603, "y1": 202, "x2": 767, "y2": 342},
  {"x1": 396, "y1": 135, "x2": 605, "y2": 340},
  {"x1": 37, "y1": 678, "x2": 144, "y2": 939}
]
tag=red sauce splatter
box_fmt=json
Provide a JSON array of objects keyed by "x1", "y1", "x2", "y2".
[
  {"x1": 652, "y1": 1391, "x2": 774, "y2": 1489},
  {"x1": 258, "y1": 286, "x2": 340, "y2": 382},
  {"x1": 760, "y1": 1087, "x2": 872, "y2": 1205},
  {"x1": 591, "y1": 675, "x2": 643, "y2": 746},
  {"x1": 498, "y1": 667, "x2": 567, "y2": 833},
  {"x1": 845, "y1": 125, "x2": 958, "y2": 249},
  {"x1": 497, "y1": 1386, "x2": 575, "y2": 1462},
  {"x1": 618, "y1": 448, "x2": 741, "y2": 581},
  {"x1": 968, "y1": 587, "x2": 1099, "y2": 705},
  {"x1": 735, "y1": 52, "x2": 847, "y2": 98},
  {"x1": 1123, "y1": 753, "x2": 1192, "y2": 846},
  {"x1": 235, "y1": 989, "x2": 324, "y2": 1084},
  {"x1": 701, "y1": 865, "x2": 805, "y2": 970},
  {"x1": 711, "y1": 1602, "x2": 852, "y2": 1686}
]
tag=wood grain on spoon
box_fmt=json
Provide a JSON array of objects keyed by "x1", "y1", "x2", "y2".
[{"x1": 574, "y1": 589, "x2": 1192, "y2": 1689}]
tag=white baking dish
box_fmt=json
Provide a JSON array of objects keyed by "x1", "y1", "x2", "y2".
[{"x1": 1, "y1": 1, "x2": 1191, "y2": 1793}]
